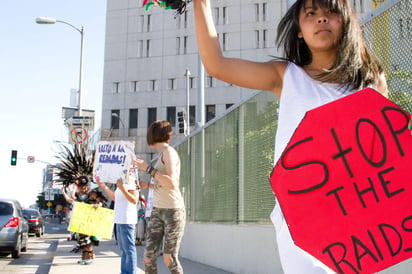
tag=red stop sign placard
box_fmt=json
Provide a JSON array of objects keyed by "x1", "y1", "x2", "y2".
[{"x1": 270, "y1": 88, "x2": 412, "y2": 274}]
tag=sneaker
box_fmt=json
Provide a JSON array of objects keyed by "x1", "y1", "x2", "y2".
[
  {"x1": 81, "y1": 259, "x2": 94, "y2": 265},
  {"x1": 77, "y1": 259, "x2": 85, "y2": 264}
]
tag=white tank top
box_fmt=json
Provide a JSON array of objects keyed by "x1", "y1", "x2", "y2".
[{"x1": 274, "y1": 62, "x2": 354, "y2": 165}]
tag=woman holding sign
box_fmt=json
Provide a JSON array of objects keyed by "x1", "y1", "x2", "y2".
[
  {"x1": 192, "y1": 0, "x2": 391, "y2": 273},
  {"x1": 135, "y1": 120, "x2": 185, "y2": 274},
  {"x1": 96, "y1": 171, "x2": 139, "y2": 274}
]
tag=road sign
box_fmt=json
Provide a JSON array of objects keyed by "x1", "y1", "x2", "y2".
[
  {"x1": 45, "y1": 189, "x2": 54, "y2": 201},
  {"x1": 46, "y1": 201, "x2": 52, "y2": 208},
  {"x1": 70, "y1": 126, "x2": 88, "y2": 144},
  {"x1": 27, "y1": 156, "x2": 35, "y2": 163},
  {"x1": 71, "y1": 116, "x2": 94, "y2": 126}
]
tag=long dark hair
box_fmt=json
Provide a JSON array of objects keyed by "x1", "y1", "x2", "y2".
[{"x1": 276, "y1": 0, "x2": 381, "y2": 90}]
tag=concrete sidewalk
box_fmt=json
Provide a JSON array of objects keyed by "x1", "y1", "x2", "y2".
[{"x1": 49, "y1": 237, "x2": 233, "y2": 274}]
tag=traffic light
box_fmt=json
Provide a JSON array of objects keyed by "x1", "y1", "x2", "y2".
[
  {"x1": 10, "y1": 150, "x2": 17, "y2": 166},
  {"x1": 177, "y1": 111, "x2": 186, "y2": 134}
]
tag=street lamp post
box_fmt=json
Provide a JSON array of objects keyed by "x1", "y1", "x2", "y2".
[
  {"x1": 111, "y1": 113, "x2": 126, "y2": 138},
  {"x1": 184, "y1": 68, "x2": 191, "y2": 135},
  {"x1": 36, "y1": 16, "x2": 85, "y2": 116}
]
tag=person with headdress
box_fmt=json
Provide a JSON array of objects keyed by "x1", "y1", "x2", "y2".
[{"x1": 62, "y1": 176, "x2": 97, "y2": 265}]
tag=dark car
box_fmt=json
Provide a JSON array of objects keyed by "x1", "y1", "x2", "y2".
[
  {"x1": 0, "y1": 198, "x2": 29, "y2": 258},
  {"x1": 22, "y1": 208, "x2": 45, "y2": 237}
]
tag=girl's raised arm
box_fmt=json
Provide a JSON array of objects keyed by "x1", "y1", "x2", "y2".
[{"x1": 193, "y1": 0, "x2": 286, "y2": 97}]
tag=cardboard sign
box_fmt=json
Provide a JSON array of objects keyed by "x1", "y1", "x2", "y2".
[
  {"x1": 270, "y1": 88, "x2": 412, "y2": 274},
  {"x1": 68, "y1": 202, "x2": 114, "y2": 239},
  {"x1": 93, "y1": 141, "x2": 136, "y2": 184}
]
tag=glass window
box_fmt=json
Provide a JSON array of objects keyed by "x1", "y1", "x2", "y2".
[
  {"x1": 206, "y1": 104, "x2": 216, "y2": 122},
  {"x1": 129, "y1": 109, "x2": 138, "y2": 129},
  {"x1": 167, "y1": 107, "x2": 176, "y2": 126},
  {"x1": 111, "y1": 110, "x2": 120, "y2": 129},
  {"x1": 168, "y1": 78, "x2": 175, "y2": 90},
  {"x1": 146, "y1": 40, "x2": 150, "y2": 57},
  {"x1": 0, "y1": 202, "x2": 13, "y2": 215},
  {"x1": 176, "y1": 37, "x2": 181, "y2": 55},
  {"x1": 148, "y1": 108, "x2": 157, "y2": 127},
  {"x1": 190, "y1": 106, "x2": 196, "y2": 126},
  {"x1": 113, "y1": 82, "x2": 120, "y2": 93}
]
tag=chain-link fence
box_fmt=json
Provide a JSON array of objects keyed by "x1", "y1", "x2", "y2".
[{"x1": 176, "y1": 0, "x2": 412, "y2": 224}]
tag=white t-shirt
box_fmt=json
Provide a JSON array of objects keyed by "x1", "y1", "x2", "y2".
[{"x1": 113, "y1": 173, "x2": 138, "y2": 224}]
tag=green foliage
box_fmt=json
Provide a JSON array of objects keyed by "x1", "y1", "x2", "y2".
[{"x1": 36, "y1": 193, "x2": 45, "y2": 210}]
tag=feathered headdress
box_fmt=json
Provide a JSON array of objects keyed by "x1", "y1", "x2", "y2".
[{"x1": 142, "y1": 0, "x2": 192, "y2": 15}]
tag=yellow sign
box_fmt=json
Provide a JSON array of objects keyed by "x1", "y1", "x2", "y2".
[
  {"x1": 68, "y1": 202, "x2": 115, "y2": 239},
  {"x1": 46, "y1": 201, "x2": 52, "y2": 208}
]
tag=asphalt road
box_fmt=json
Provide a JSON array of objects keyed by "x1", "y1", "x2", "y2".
[{"x1": 0, "y1": 221, "x2": 68, "y2": 274}]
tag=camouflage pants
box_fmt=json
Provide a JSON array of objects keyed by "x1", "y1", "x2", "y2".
[
  {"x1": 144, "y1": 207, "x2": 185, "y2": 274},
  {"x1": 77, "y1": 233, "x2": 92, "y2": 249}
]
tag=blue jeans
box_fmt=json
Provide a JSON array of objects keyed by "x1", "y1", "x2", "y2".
[{"x1": 116, "y1": 224, "x2": 137, "y2": 274}]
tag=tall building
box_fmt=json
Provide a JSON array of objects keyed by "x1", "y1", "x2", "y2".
[{"x1": 100, "y1": 0, "x2": 374, "y2": 160}]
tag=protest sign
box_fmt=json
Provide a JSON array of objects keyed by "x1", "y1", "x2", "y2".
[
  {"x1": 68, "y1": 202, "x2": 114, "y2": 239},
  {"x1": 93, "y1": 141, "x2": 136, "y2": 184},
  {"x1": 270, "y1": 88, "x2": 412, "y2": 273}
]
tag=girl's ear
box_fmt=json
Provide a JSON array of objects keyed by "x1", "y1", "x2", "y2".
[{"x1": 298, "y1": 32, "x2": 303, "y2": 39}]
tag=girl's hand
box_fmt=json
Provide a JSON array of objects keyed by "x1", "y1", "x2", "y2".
[
  {"x1": 93, "y1": 204, "x2": 99, "y2": 209},
  {"x1": 135, "y1": 159, "x2": 149, "y2": 171},
  {"x1": 116, "y1": 178, "x2": 125, "y2": 191},
  {"x1": 95, "y1": 176, "x2": 105, "y2": 188}
]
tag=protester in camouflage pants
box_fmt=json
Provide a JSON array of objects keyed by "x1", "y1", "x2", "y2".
[
  {"x1": 135, "y1": 121, "x2": 186, "y2": 274},
  {"x1": 144, "y1": 207, "x2": 185, "y2": 273}
]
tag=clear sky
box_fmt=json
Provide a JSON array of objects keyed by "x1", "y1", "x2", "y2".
[{"x1": 0, "y1": 0, "x2": 107, "y2": 207}]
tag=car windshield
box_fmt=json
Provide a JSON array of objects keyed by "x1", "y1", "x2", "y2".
[
  {"x1": 23, "y1": 210, "x2": 38, "y2": 218},
  {"x1": 0, "y1": 202, "x2": 13, "y2": 215}
]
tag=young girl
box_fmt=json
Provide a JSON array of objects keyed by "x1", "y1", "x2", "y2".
[
  {"x1": 193, "y1": 0, "x2": 396, "y2": 272},
  {"x1": 96, "y1": 172, "x2": 139, "y2": 274}
]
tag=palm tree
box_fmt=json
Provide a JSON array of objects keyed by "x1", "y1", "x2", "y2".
[{"x1": 53, "y1": 143, "x2": 95, "y2": 187}]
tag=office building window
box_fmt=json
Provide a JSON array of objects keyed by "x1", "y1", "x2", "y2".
[
  {"x1": 138, "y1": 15, "x2": 144, "y2": 32},
  {"x1": 167, "y1": 107, "x2": 176, "y2": 126},
  {"x1": 184, "y1": 11, "x2": 188, "y2": 28},
  {"x1": 184, "y1": 36, "x2": 188, "y2": 54},
  {"x1": 149, "y1": 80, "x2": 156, "y2": 91},
  {"x1": 130, "y1": 81, "x2": 139, "y2": 92},
  {"x1": 223, "y1": 33, "x2": 228, "y2": 51},
  {"x1": 262, "y1": 3, "x2": 267, "y2": 21},
  {"x1": 113, "y1": 82, "x2": 120, "y2": 93},
  {"x1": 146, "y1": 40, "x2": 151, "y2": 57},
  {"x1": 168, "y1": 78, "x2": 176, "y2": 90},
  {"x1": 206, "y1": 76, "x2": 214, "y2": 88},
  {"x1": 129, "y1": 109, "x2": 138, "y2": 129},
  {"x1": 223, "y1": 7, "x2": 228, "y2": 24},
  {"x1": 214, "y1": 7, "x2": 220, "y2": 24},
  {"x1": 255, "y1": 30, "x2": 260, "y2": 48},
  {"x1": 190, "y1": 106, "x2": 196, "y2": 126},
  {"x1": 255, "y1": 3, "x2": 260, "y2": 21},
  {"x1": 190, "y1": 77, "x2": 195, "y2": 89},
  {"x1": 111, "y1": 110, "x2": 120, "y2": 129},
  {"x1": 206, "y1": 105, "x2": 216, "y2": 122},
  {"x1": 138, "y1": 40, "x2": 143, "y2": 58},
  {"x1": 176, "y1": 37, "x2": 181, "y2": 55},
  {"x1": 148, "y1": 108, "x2": 157, "y2": 127},
  {"x1": 147, "y1": 14, "x2": 151, "y2": 32},
  {"x1": 263, "y1": 29, "x2": 268, "y2": 48},
  {"x1": 226, "y1": 103, "x2": 234, "y2": 109}
]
